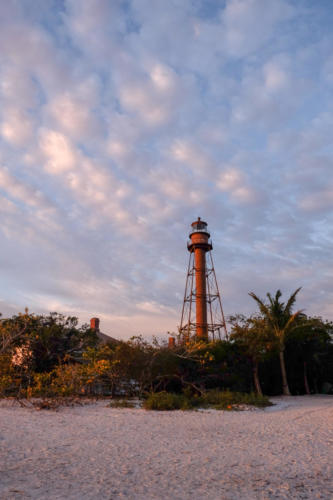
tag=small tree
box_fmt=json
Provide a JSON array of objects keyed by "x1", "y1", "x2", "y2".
[
  {"x1": 286, "y1": 315, "x2": 333, "y2": 394},
  {"x1": 0, "y1": 309, "x2": 31, "y2": 354},
  {"x1": 249, "y1": 288, "x2": 302, "y2": 396},
  {"x1": 229, "y1": 315, "x2": 273, "y2": 395},
  {"x1": 26, "y1": 313, "x2": 99, "y2": 372}
]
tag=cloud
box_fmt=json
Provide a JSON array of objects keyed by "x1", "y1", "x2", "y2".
[
  {"x1": 136, "y1": 300, "x2": 174, "y2": 315},
  {"x1": 0, "y1": 65, "x2": 39, "y2": 108},
  {"x1": 150, "y1": 63, "x2": 177, "y2": 92},
  {"x1": 0, "y1": 166, "x2": 53, "y2": 211},
  {"x1": 170, "y1": 140, "x2": 215, "y2": 176},
  {"x1": 39, "y1": 129, "x2": 77, "y2": 173},
  {"x1": 263, "y1": 60, "x2": 289, "y2": 92},
  {"x1": 222, "y1": 0, "x2": 295, "y2": 57},
  {"x1": 119, "y1": 84, "x2": 170, "y2": 126},
  {"x1": 217, "y1": 166, "x2": 263, "y2": 205},
  {"x1": 299, "y1": 188, "x2": 333, "y2": 213},
  {"x1": 47, "y1": 91, "x2": 102, "y2": 141},
  {"x1": 1, "y1": 108, "x2": 34, "y2": 147},
  {"x1": 0, "y1": 0, "x2": 332, "y2": 337},
  {"x1": 116, "y1": 62, "x2": 182, "y2": 128}
]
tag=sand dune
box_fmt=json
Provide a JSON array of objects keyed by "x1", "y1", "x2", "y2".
[{"x1": 0, "y1": 396, "x2": 332, "y2": 499}]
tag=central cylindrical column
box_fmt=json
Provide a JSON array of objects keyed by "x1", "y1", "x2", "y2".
[
  {"x1": 187, "y1": 217, "x2": 212, "y2": 341},
  {"x1": 195, "y1": 247, "x2": 208, "y2": 339}
]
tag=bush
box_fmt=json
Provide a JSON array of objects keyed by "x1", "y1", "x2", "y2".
[
  {"x1": 143, "y1": 390, "x2": 272, "y2": 411},
  {"x1": 240, "y1": 392, "x2": 272, "y2": 407},
  {"x1": 201, "y1": 389, "x2": 272, "y2": 409},
  {"x1": 28, "y1": 359, "x2": 121, "y2": 397},
  {"x1": 108, "y1": 399, "x2": 136, "y2": 408},
  {"x1": 143, "y1": 392, "x2": 191, "y2": 410}
]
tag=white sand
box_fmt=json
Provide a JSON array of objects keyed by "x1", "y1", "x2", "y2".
[{"x1": 0, "y1": 396, "x2": 332, "y2": 499}]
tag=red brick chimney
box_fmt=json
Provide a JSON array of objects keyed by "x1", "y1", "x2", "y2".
[
  {"x1": 168, "y1": 337, "x2": 176, "y2": 348},
  {"x1": 90, "y1": 317, "x2": 100, "y2": 332}
]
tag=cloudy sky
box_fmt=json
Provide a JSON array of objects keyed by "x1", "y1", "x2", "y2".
[{"x1": 0, "y1": 0, "x2": 332, "y2": 338}]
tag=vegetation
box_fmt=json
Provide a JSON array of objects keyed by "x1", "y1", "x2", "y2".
[
  {"x1": 108, "y1": 399, "x2": 137, "y2": 408},
  {"x1": 0, "y1": 289, "x2": 332, "y2": 405},
  {"x1": 249, "y1": 288, "x2": 302, "y2": 395},
  {"x1": 143, "y1": 390, "x2": 272, "y2": 411},
  {"x1": 229, "y1": 315, "x2": 272, "y2": 395}
]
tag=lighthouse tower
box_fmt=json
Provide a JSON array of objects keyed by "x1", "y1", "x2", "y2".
[{"x1": 179, "y1": 218, "x2": 227, "y2": 341}]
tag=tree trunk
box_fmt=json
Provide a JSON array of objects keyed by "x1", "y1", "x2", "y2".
[
  {"x1": 303, "y1": 361, "x2": 310, "y2": 395},
  {"x1": 279, "y1": 349, "x2": 291, "y2": 396},
  {"x1": 253, "y1": 360, "x2": 263, "y2": 396}
]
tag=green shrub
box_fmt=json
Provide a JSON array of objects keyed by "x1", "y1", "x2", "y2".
[
  {"x1": 201, "y1": 389, "x2": 272, "y2": 409},
  {"x1": 108, "y1": 399, "x2": 136, "y2": 408},
  {"x1": 143, "y1": 390, "x2": 272, "y2": 411},
  {"x1": 143, "y1": 392, "x2": 192, "y2": 410},
  {"x1": 243, "y1": 392, "x2": 273, "y2": 407}
]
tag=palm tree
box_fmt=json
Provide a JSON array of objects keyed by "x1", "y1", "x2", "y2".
[{"x1": 249, "y1": 288, "x2": 302, "y2": 396}]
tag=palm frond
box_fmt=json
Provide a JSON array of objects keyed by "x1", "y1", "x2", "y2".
[
  {"x1": 249, "y1": 292, "x2": 274, "y2": 324},
  {"x1": 284, "y1": 310, "x2": 303, "y2": 333},
  {"x1": 284, "y1": 287, "x2": 302, "y2": 316},
  {"x1": 267, "y1": 293, "x2": 274, "y2": 308}
]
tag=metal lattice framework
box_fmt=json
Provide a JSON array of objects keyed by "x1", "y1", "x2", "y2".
[{"x1": 179, "y1": 250, "x2": 228, "y2": 342}]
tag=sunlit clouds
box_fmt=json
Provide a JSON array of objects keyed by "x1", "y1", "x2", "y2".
[{"x1": 0, "y1": 0, "x2": 333, "y2": 337}]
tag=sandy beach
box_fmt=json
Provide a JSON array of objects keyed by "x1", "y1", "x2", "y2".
[{"x1": 0, "y1": 396, "x2": 332, "y2": 499}]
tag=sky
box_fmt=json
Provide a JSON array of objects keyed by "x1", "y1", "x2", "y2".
[{"x1": 0, "y1": 0, "x2": 333, "y2": 339}]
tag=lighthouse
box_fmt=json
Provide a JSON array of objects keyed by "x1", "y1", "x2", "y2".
[{"x1": 179, "y1": 218, "x2": 227, "y2": 341}]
